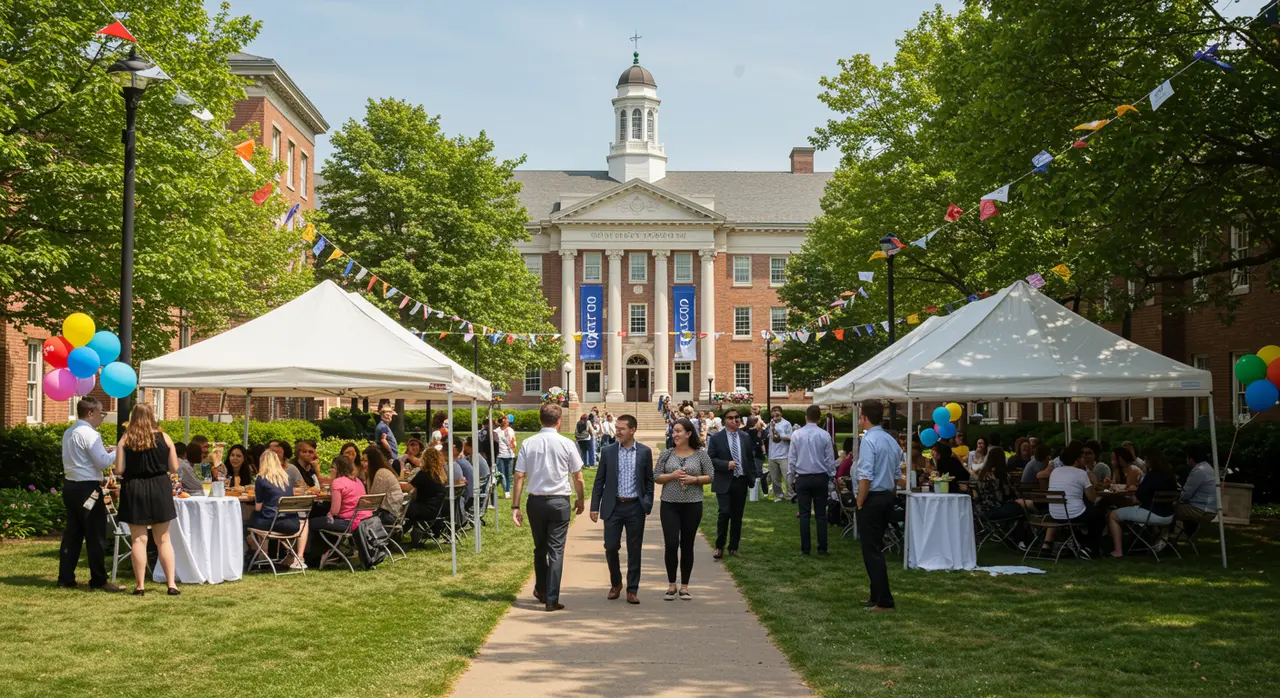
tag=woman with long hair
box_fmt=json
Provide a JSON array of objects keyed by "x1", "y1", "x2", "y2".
[
  {"x1": 967, "y1": 437, "x2": 988, "y2": 476},
  {"x1": 223, "y1": 445, "x2": 253, "y2": 487},
  {"x1": 1106, "y1": 447, "x2": 1179, "y2": 558},
  {"x1": 111, "y1": 403, "x2": 180, "y2": 595},
  {"x1": 246, "y1": 450, "x2": 307, "y2": 569},
  {"x1": 339, "y1": 442, "x2": 362, "y2": 479},
  {"x1": 364, "y1": 445, "x2": 404, "y2": 526},
  {"x1": 407, "y1": 447, "x2": 450, "y2": 541},
  {"x1": 973, "y1": 448, "x2": 1024, "y2": 521},
  {"x1": 402, "y1": 437, "x2": 424, "y2": 478},
  {"x1": 654, "y1": 418, "x2": 713, "y2": 601}
]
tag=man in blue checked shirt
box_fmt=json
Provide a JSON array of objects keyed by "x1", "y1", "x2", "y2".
[
  {"x1": 856, "y1": 401, "x2": 901, "y2": 611},
  {"x1": 590, "y1": 415, "x2": 654, "y2": 604}
]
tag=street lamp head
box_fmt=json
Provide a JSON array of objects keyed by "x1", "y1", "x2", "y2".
[
  {"x1": 106, "y1": 47, "x2": 155, "y2": 93},
  {"x1": 878, "y1": 234, "x2": 905, "y2": 256}
]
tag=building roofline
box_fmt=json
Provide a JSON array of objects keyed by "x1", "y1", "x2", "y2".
[{"x1": 227, "y1": 53, "x2": 330, "y2": 135}]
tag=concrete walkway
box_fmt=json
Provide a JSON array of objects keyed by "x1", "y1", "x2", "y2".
[{"x1": 450, "y1": 487, "x2": 812, "y2": 697}]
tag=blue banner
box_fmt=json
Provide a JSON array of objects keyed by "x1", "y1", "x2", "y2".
[
  {"x1": 673, "y1": 285, "x2": 697, "y2": 360},
  {"x1": 580, "y1": 284, "x2": 603, "y2": 361}
]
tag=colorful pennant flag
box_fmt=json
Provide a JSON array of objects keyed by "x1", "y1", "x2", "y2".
[
  {"x1": 944, "y1": 204, "x2": 964, "y2": 222},
  {"x1": 865, "y1": 324, "x2": 874, "y2": 335},
  {"x1": 1050, "y1": 264, "x2": 1072, "y2": 282},
  {"x1": 251, "y1": 182, "x2": 273, "y2": 205},
  {"x1": 343, "y1": 259, "x2": 354, "y2": 277},
  {"x1": 97, "y1": 21, "x2": 137, "y2": 42},
  {"x1": 925, "y1": 306, "x2": 938, "y2": 313},
  {"x1": 1115, "y1": 104, "x2": 1138, "y2": 117},
  {"x1": 355, "y1": 267, "x2": 368, "y2": 281},
  {"x1": 967, "y1": 294, "x2": 978, "y2": 302},
  {"x1": 1027, "y1": 272, "x2": 1046, "y2": 289},
  {"x1": 858, "y1": 271, "x2": 874, "y2": 283},
  {"x1": 282, "y1": 203, "x2": 300, "y2": 229},
  {"x1": 797, "y1": 331, "x2": 810, "y2": 344},
  {"x1": 816, "y1": 331, "x2": 827, "y2": 340},
  {"x1": 979, "y1": 199, "x2": 1000, "y2": 221},
  {"x1": 172, "y1": 89, "x2": 196, "y2": 106},
  {"x1": 326, "y1": 248, "x2": 344, "y2": 263},
  {"x1": 399, "y1": 296, "x2": 410, "y2": 309},
  {"x1": 907, "y1": 314, "x2": 919, "y2": 325},
  {"x1": 879, "y1": 321, "x2": 888, "y2": 331},
  {"x1": 366, "y1": 275, "x2": 377, "y2": 292},
  {"x1": 982, "y1": 184, "x2": 1010, "y2": 203},
  {"x1": 833, "y1": 329, "x2": 844, "y2": 340},
  {"x1": 191, "y1": 107, "x2": 214, "y2": 122},
  {"x1": 234, "y1": 140, "x2": 255, "y2": 161},
  {"x1": 1193, "y1": 43, "x2": 1235, "y2": 71},
  {"x1": 300, "y1": 223, "x2": 317, "y2": 243},
  {"x1": 311, "y1": 236, "x2": 326, "y2": 257},
  {"x1": 858, "y1": 287, "x2": 869, "y2": 299},
  {"x1": 1032, "y1": 150, "x2": 1054, "y2": 173},
  {"x1": 464, "y1": 330, "x2": 474, "y2": 342},
  {"x1": 1073, "y1": 119, "x2": 1110, "y2": 131},
  {"x1": 869, "y1": 251, "x2": 888, "y2": 261},
  {"x1": 506, "y1": 334, "x2": 516, "y2": 345},
  {"x1": 1149, "y1": 80, "x2": 1174, "y2": 111}
]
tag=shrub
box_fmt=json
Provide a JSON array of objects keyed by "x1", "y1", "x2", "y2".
[
  {"x1": 0, "y1": 488, "x2": 65, "y2": 539},
  {"x1": 0, "y1": 426, "x2": 66, "y2": 491},
  {"x1": 314, "y1": 418, "x2": 359, "y2": 440}
]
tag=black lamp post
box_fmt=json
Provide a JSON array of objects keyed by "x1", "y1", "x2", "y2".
[
  {"x1": 564, "y1": 368, "x2": 571, "y2": 406},
  {"x1": 879, "y1": 234, "x2": 904, "y2": 427},
  {"x1": 764, "y1": 337, "x2": 773, "y2": 415},
  {"x1": 106, "y1": 48, "x2": 155, "y2": 435},
  {"x1": 707, "y1": 377, "x2": 714, "y2": 408}
]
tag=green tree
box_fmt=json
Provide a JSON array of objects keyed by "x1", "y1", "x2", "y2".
[
  {"x1": 0, "y1": 0, "x2": 310, "y2": 361},
  {"x1": 317, "y1": 98, "x2": 561, "y2": 391}
]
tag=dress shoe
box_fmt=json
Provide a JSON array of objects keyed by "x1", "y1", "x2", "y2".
[
  {"x1": 533, "y1": 590, "x2": 545, "y2": 604},
  {"x1": 728, "y1": 549, "x2": 739, "y2": 556},
  {"x1": 627, "y1": 592, "x2": 640, "y2": 604},
  {"x1": 544, "y1": 602, "x2": 565, "y2": 612},
  {"x1": 864, "y1": 599, "x2": 877, "y2": 608},
  {"x1": 712, "y1": 549, "x2": 724, "y2": 560},
  {"x1": 90, "y1": 582, "x2": 125, "y2": 593},
  {"x1": 55, "y1": 581, "x2": 78, "y2": 589},
  {"x1": 167, "y1": 587, "x2": 181, "y2": 596},
  {"x1": 869, "y1": 606, "x2": 896, "y2": 613},
  {"x1": 607, "y1": 585, "x2": 622, "y2": 600}
]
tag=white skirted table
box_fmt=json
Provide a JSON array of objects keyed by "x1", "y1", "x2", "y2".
[
  {"x1": 150, "y1": 497, "x2": 244, "y2": 584},
  {"x1": 904, "y1": 492, "x2": 977, "y2": 571}
]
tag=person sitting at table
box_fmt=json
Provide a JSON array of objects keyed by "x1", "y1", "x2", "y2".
[
  {"x1": 224, "y1": 445, "x2": 254, "y2": 487},
  {"x1": 1177, "y1": 445, "x2": 1219, "y2": 527},
  {"x1": 401, "y1": 438, "x2": 424, "y2": 478},
  {"x1": 1044, "y1": 440, "x2": 1103, "y2": 556},
  {"x1": 1007, "y1": 438, "x2": 1031, "y2": 479},
  {"x1": 176, "y1": 441, "x2": 204, "y2": 495},
  {"x1": 836, "y1": 437, "x2": 855, "y2": 480},
  {"x1": 363, "y1": 445, "x2": 404, "y2": 527},
  {"x1": 1083, "y1": 439, "x2": 1108, "y2": 483},
  {"x1": 451, "y1": 436, "x2": 477, "y2": 505},
  {"x1": 287, "y1": 439, "x2": 321, "y2": 488},
  {"x1": 1111, "y1": 447, "x2": 1143, "y2": 490},
  {"x1": 1021, "y1": 443, "x2": 1053, "y2": 486},
  {"x1": 463, "y1": 436, "x2": 492, "y2": 511},
  {"x1": 339, "y1": 442, "x2": 363, "y2": 477},
  {"x1": 931, "y1": 442, "x2": 969, "y2": 484},
  {"x1": 1122, "y1": 441, "x2": 1145, "y2": 472},
  {"x1": 965, "y1": 437, "x2": 987, "y2": 476},
  {"x1": 972, "y1": 449, "x2": 1025, "y2": 522},
  {"x1": 407, "y1": 447, "x2": 450, "y2": 543},
  {"x1": 1106, "y1": 447, "x2": 1178, "y2": 558},
  {"x1": 308, "y1": 456, "x2": 371, "y2": 548},
  {"x1": 246, "y1": 450, "x2": 308, "y2": 570}
]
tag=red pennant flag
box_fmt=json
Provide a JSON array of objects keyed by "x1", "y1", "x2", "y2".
[
  {"x1": 505, "y1": 334, "x2": 516, "y2": 345},
  {"x1": 833, "y1": 329, "x2": 845, "y2": 341},
  {"x1": 925, "y1": 305, "x2": 938, "y2": 313},
  {"x1": 944, "y1": 203, "x2": 963, "y2": 222},
  {"x1": 233, "y1": 140, "x2": 255, "y2": 161},
  {"x1": 618, "y1": 331, "x2": 628, "y2": 338},
  {"x1": 366, "y1": 275, "x2": 378, "y2": 292},
  {"x1": 979, "y1": 199, "x2": 1000, "y2": 221},
  {"x1": 97, "y1": 21, "x2": 137, "y2": 42},
  {"x1": 251, "y1": 182, "x2": 273, "y2": 205},
  {"x1": 439, "y1": 332, "x2": 448, "y2": 339}
]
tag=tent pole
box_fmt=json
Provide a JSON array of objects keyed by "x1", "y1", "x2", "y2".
[
  {"x1": 447, "y1": 390, "x2": 456, "y2": 576},
  {"x1": 472, "y1": 398, "x2": 480, "y2": 553},
  {"x1": 182, "y1": 390, "x2": 190, "y2": 442},
  {"x1": 1064, "y1": 400, "x2": 1072, "y2": 442},
  {"x1": 1207, "y1": 393, "x2": 1227, "y2": 569},
  {"x1": 242, "y1": 393, "x2": 251, "y2": 447},
  {"x1": 1093, "y1": 398, "x2": 1101, "y2": 441},
  {"x1": 904, "y1": 398, "x2": 913, "y2": 571},
  {"x1": 489, "y1": 403, "x2": 498, "y2": 533}
]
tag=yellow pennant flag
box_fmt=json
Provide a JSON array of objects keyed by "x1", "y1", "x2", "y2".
[
  {"x1": 1050, "y1": 264, "x2": 1072, "y2": 282},
  {"x1": 300, "y1": 223, "x2": 317, "y2": 243},
  {"x1": 572, "y1": 332, "x2": 582, "y2": 341},
  {"x1": 327, "y1": 248, "x2": 344, "y2": 262},
  {"x1": 868, "y1": 250, "x2": 888, "y2": 261},
  {"x1": 1073, "y1": 119, "x2": 1110, "y2": 131},
  {"x1": 907, "y1": 314, "x2": 920, "y2": 325},
  {"x1": 1115, "y1": 104, "x2": 1138, "y2": 117}
]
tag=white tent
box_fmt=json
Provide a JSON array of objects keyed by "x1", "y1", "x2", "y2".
[{"x1": 814, "y1": 280, "x2": 1226, "y2": 567}]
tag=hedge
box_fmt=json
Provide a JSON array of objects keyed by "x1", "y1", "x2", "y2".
[
  {"x1": 0, "y1": 489, "x2": 64, "y2": 539},
  {"x1": 323, "y1": 406, "x2": 543, "y2": 438}
]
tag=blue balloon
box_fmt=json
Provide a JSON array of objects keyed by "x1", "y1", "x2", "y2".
[
  {"x1": 920, "y1": 428, "x2": 939, "y2": 447},
  {"x1": 100, "y1": 361, "x2": 137, "y2": 399},
  {"x1": 1245, "y1": 379, "x2": 1279, "y2": 413},
  {"x1": 937, "y1": 421, "x2": 957, "y2": 439},
  {"x1": 66, "y1": 346, "x2": 101, "y2": 379},
  {"x1": 932, "y1": 406, "x2": 952, "y2": 425},
  {"x1": 86, "y1": 331, "x2": 121, "y2": 366}
]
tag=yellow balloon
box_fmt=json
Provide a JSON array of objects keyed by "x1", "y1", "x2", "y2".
[
  {"x1": 946, "y1": 402, "x2": 962, "y2": 422},
  {"x1": 953, "y1": 445, "x2": 970, "y2": 459},
  {"x1": 1258, "y1": 345, "x2": 1280, "y2": 366},
  {"x1": 62, "y1": 313, "x2": 96, "y2": 348}
]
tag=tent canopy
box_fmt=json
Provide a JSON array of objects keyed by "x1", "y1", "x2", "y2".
[
  {"x1": 139, "y1": 280, "x2": 492, "y2": 401},
  {"x1": 814, "y1": 280, "x2": 1212, "y2": 403}
]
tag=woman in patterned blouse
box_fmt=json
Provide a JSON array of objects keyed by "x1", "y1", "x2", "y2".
[{"x1": 654, "y1": 418, "x2": 714, "y2": 601}]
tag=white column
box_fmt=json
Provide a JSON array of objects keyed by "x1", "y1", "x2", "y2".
[
  {"x1": 558, "y1": 249, "x2": 577, "y2": 403},
  {"x1": 699, "y1": 249, "x2": 717, "y2": 402},
  {"x1": 652, "y1": 249, "x2": 670, "y2": 400},
  {"x1": 605, "y1": 249, "x2": 626, "y2": 403}
]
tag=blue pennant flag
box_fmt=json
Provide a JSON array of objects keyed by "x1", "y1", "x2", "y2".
[
  {"x1": 1032, "y1": 150, "x2": 1053, "y2": 173},
  {"x1": 385, "y1": 287, "x2": 398, "y2": 299},
  {"x1": 967, "y1": 294, "x2": 978, "y2": 302},
  {"x1": 1193, "y1": 43, "x2": 1235, "y2": 71},
  {"x1": 343, "y1": 259, "x2": 354, "y2": 277},
  {"x1": 311, "y1": 236, "x2": 326, "y2": 256},
  {"x1": 865, "y1": 324, "x2": 874, "y2": 336}
]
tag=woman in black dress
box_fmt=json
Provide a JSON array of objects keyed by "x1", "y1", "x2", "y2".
[{"x1": 112, "y1": 403, "x2": 181, "y2": 596}]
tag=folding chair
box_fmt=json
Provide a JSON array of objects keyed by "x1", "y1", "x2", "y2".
[
  {"x1": 317, "y1": 493, "x2": 386, "y2": 573},
  {"x1": 836, "y1": 477, "x2": 858, "y2": 540},
  {"x1": 974, "y1": 504, "x2": 1021, "y2": 554},
  {"x1": 105, "y1": 495, "x2": 149, "y2": 584},
  {"x1": 246, "y1": 495, "x2": 314, "y2": 578},
  {"x1": 1124, "y1": 492, "x2": 1181, "y2": 562},
  {"x1": 383, "y1": 502, "x2": 409, "y2": 562},
  {"x1": 407, "y1": 496, "x2": 451, "y2": 552},
  {"x1": 1170, "y1": 506, "x2": 1214, "y2": 556},
  {"x1": 1021, "y1": 491, "x2": 1088, "y2": 563}
]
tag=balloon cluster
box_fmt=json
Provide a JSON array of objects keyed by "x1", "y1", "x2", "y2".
[
  {"x1": 919, "y1": 402, "x2": 963, "y2": 448},
  {"x1": 1235, "y1": 345, "x2": 1280, "y2": 414},
  {"x1": 41, "y1": 313, "x2": 137, "y2": 401}
]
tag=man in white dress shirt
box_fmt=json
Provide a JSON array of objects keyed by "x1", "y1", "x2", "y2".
[
  {"x1": 58, "y1": 398, "x2": 123, "y2": 591},
  {"x1": 512, "y1": 403, "x2": 585, "y2": 611}
]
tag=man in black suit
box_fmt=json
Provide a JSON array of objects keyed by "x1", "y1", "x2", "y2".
[
  {"x1": 590, "y1": 414, "x2": 654, "y2": 604},
  {"x1": 708, "y1": 407, "x2": 759, "y2": 559}
]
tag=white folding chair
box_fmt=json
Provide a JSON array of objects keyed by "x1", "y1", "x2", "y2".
[
  {"x1": 384, "y1": 500, "x2": 410, "y2": 562},
  {"x1": 105, "y1": 495, "x2": 149, "y2": 584},
  {"x1": 317, "y1": 493, "x2": 385, "y2": 573},
  {"x1": 246, "y1": 495, "x2": 314, "y2": 578}
]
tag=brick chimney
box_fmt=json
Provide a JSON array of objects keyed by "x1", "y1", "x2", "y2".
[{"x1": 789, "y1": 146, "x2": 815, "y2": 174}]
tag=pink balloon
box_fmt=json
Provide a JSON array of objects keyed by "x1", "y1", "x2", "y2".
[
  {"x1": 74, "y1": 374, "x2": 96, "y2": 397},
  {"x1": 43, "y1": 368, "x2": 76, "y2": 401}
]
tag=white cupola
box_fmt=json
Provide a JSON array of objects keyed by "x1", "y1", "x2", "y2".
[{"x1": 607, "y1": 51, "x2": 666, "y2": 183}]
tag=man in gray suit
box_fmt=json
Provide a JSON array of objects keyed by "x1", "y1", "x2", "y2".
[
  {"x1": 590, "y1": 414, "x2": 654, "y2": 604},
  {"x1": 708, "y1": 407, "x2": 760, "y2": 559}
]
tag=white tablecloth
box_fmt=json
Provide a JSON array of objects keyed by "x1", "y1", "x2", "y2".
[
  {"x1": 905, "y1": 493, "x2": 977, "y2": 571},
  {"x1": 151, "y1": 497, "x2": 244, "y2": 584}
]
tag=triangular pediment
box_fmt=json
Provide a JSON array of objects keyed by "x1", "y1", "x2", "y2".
[{"x1": 552, "y1": 179, "x2": 724, "y2": 224}]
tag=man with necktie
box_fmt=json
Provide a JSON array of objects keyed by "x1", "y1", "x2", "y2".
[
  {"x1": 856, "y1": 401, "x2": 901, "y2": 611},
  {"x1": 790, "y1": 404, "x2": 837, "y2": 556},
  {"x1": 708, "y1": 407, "x2": 760, "y2": 559},
  {"x1": 590, "y1": 415, "x2": 654, "y2": 604}
]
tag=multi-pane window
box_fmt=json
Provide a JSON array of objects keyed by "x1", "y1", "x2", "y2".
[
  {"x1": 523, "y1": 367, "x2": 541, "y2": 395},
  {"x1": 271, "y1": 127, "x2": 280, "y2": 161},
  {"x1": 770, "y1": 307, "x2": 788, "y2": 333},
  {"x1": 769, "y1": 256, "x2": 787, "y2": 286},
  {"x1": 619, "y1": 110, "x2": 627, "y2": 141},
  {"x1": 583, "y1": 252, "x2": 602, "y2": 282},
  {"x1": 631, "y1": 109, "x2": 642, "y2": 140},
  {"x1": 771, "y1": 372, "x2": 787, "y2": 396},
  {"x1": 673, "y1": 253, "x2": 693, "y2": 282},
  {"x1": 734, "y1": 307, "x2": 751, "y2": 337},
  {"x1": 1230, "y1": 226, "x2": 1249, "y2": 293},
  {"x1": 523, "y1": 254, "x2": 542, "y2": 282},
  {"x1": 733, "y1": 363, "x2": 752, "y2": 393},
  {"x1": 151, "y1": 387, "x2": 165, "y2": 418},
  {"x1": 26, "y1": 340, "x2": 41, "y2": 423},
  {"x1": 732, "y1": 256, "x2": 751, "y2": 285},
  {"x1": 1193, "y1": 355, "x2": 1210, "y2": 425},
  {"x1": 1232, "y1": 351, "x2": 1249, "y2": 423},
  {"x1": 300, "y1": 152, "x2": 309, "y2": 199},
  {"x1": 629, "y1": 252, "x2": 647, "y2": 282},
  {"x1": 629, "y1": 304, "x2": 647, "y2": 335},
  {"x1": 286, "y1": 141, "x2": 296, "y2": 189},
  {"x1": 646, "y1": 110, "x2": 655, "y2": 143}
]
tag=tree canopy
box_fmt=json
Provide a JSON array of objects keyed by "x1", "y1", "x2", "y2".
[
  {"x1": 317, "y1": 98, "x2": 560, "y2": 390},
  {"x1": 0, "y1": 0, "x2": 310, "y2": 361}
]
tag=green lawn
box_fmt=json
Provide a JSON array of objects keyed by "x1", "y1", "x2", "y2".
[{"x1": 700, "y1": 494, "x2": 1280, "y2": 698}]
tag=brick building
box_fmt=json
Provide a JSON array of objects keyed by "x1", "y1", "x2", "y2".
[{"x1": 1, "y1": 51, "x2": 327, "y2": 429}]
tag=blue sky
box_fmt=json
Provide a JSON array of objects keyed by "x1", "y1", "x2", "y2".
[{"x1": 212, "y1": 0, "x2": 960, "y2": 172}]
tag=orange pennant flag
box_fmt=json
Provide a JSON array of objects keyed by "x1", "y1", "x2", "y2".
[
  {"x1": 440, "y1": 332, "x2": 448, "y2": 339},
  {"x1": 233, "y1": 140, "x2": 254, "y2": 161},
  {"x1": 1115, "y1": 104, "x2": 1138, "y2": 117},
  {"x1": 833, "y1": 329, "x2": 844, "y2": 341}
]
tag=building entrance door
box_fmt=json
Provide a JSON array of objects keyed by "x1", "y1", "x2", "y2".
[
  {"x1": 673, "y1": 361, "x2": 692, "y2": 402},
  {"x1": 584, "y1": 361, "x2": 603, "y2": 402},
  {"x1": 624, "y1": 355, "x2": 650, "y2": 402}
]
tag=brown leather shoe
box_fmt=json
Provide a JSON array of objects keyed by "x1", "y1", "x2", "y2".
[
  {"x1": 533, "y1": 590, "x2": 545, "y2": 604},
  {"x1": 545, "y1": 602, "x2": 565, "y2": 612},
  {"x1": 627, "y1": 592, "x2": 640, "y2": 604},
  {"x1": 91, "y1": 582, "x2": 125, "y2": 593},
  {"x1": 607, "y1": 585, "x2": 622, "y2": 600}
]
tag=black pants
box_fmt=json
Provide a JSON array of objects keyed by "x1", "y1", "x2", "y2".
[
  {"x1": 660, "y1": 500, "x2": 702, "y2": 585},
  {"x1": 1054, "y1": 505, "x2": 1106, "y2": 555},
  {"x1": 795, "y1": 473, "x2": 830, "y2": 553},
  {"x1": 603, "y1": 499, "x2": 645, "y2": 593},
  {"x1": 858, "y1": 490, "x2": 896, "y2": 608},
  {"x1": 527, "y1": 495, "x2": 571, "y2": 603},
  {"x1": 715, "y1": 477, "x2": 749, "y2": 551},
  {"x1": 59, "y1": 480, "x2": 108, "y2": 587}
]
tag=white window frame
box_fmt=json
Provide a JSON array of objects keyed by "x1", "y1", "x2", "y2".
[
  {"x1": 583, "y1": 252, "x2": 602, "y2": 282},
  {"x1": 631, "y1": 108, "x2": 642, "y2": 140},
  {"x1": 26, "y1": 340, "x2": 42, "y2": 423},
  {"x1": 1143, "y1": 397, "x2": 1156, "y2": 422},
  {"x1": 286, "y1": 140, "x2": 296, "y2": 190},
  {"x1": 1192, "y1": 354, "x2": 1210, "y2": 425},
  {"x1": 299, "y1": 152, "x2": 309, "y2": 199},
  {"x1": 1230, "y1": 226, "x2": 1249, "y2": 294},
  {"x1": 523, "y1": 368, "x2": 542, "y2": 395},
  {"x1": 646, "y1": 110, "x2": 655, "y2": 143},
  {"x1": 770, "y1": 371, "x2": 788, "y2": 397},
  {"x1": 523, "y1": 254, "x2": 542, "y2": 282},
  {"x1": 733, "y1": 307, "x2": 751, "y2": 337},
  {"x1": 629, "y1": 252, "x2": 647, "y2": 283},
  {"x1": 1125, "y1": 398, "x2": 1134, "y2": 423},
  {"x1": 770, "y1": 307, "x2": 788, "y2": 333},
  {"x1": 769, "y1": 256, "x2": 787, "y2": 287},
  {"x1": 618, "y1": 110, "x2": 627, "y2": 142},
  {"x1": 732, "y1": 256, "x2": 751, "y2": 286},
  {"x1": 629, "y1": 303, "x2": 647, "y2": 335},
  {"x1": 673, "y1": 253, "x2": 693, "y2": 283},
  {"x1": 271, "y1": 127, "x2": 280, "y2": 161},
  {"x1": 733, "y1": 362, "x2": 752, "y2": 394},
  {"x1": 151, "y1": 387, "x2": 166, "y2": 419},
  {"x1": 1231, "y1": 351, "x2": 1249, "y2": 423}
]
